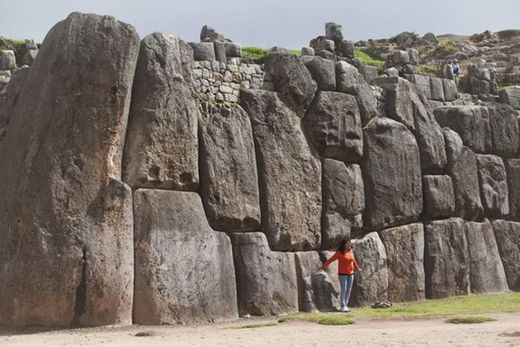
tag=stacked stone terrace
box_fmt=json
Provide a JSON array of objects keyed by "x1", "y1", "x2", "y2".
[{"x1": 0, "y1": 13, "x2": 519, "y2": 328}]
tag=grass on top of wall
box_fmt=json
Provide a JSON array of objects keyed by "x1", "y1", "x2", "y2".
[
  {"x1": 354, "y1": 50, "x2": 385, "y2": 72},
  {"x1": 242, "y1": 46, "x2": 300, "y2": 64},
  {"x1": 280, "y1": 292, "x2": 520, "y2": 325}
]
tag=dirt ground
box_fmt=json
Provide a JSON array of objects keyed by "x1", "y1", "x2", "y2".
[{"x1": 1, "y1": 313, "x2": 519, "y2": 347}]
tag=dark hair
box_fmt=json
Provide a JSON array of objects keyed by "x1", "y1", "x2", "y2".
[{"x1": 337, "y1": 238, "x2": 352, "y2": 253}]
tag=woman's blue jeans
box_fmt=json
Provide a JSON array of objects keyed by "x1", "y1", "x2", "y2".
[{"x1": 339, "y1": 274, "x2": 354, "y2": 308}]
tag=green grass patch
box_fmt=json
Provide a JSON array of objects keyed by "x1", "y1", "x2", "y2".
[
  {"x1": 0, "y1": 36, "x2": 27, "y2": 67},
  {"x1": 354, "y1": 50, "x2": 385, "y2": 72},
  {"x1": 446, "y1": 316, "x2": 496, "y2": 324},
  {"x1": 230, "y1": 321, "x2": 279, "y2": 329},
  {"x1": 241, "y1": 46, "x2": 299, "y2": 64},
  {"x1": 416, "y1": 64, "x2": 438, "y2": 75},
  {"x1": 279, "y1": 312, "x2": 354, "y2": 326}
]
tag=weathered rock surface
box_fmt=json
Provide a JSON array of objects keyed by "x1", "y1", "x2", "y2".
[
  {"x1": 241, "y1": 90, "x2": 321, "y2": 251},
  {"x1": 295, "y1": 252, "x2": 339, "y2": 312},
  {"x1": 0, "y1": 13, "x2": 140, "y2": 327},
  {"x1": 506, "y1": 159, "x2": 520, "y2": 220},
  {"x1": 321, "y1": 160, "x2": 364, "y2": 249},
  {"x1": 443, "y1": 128, "x2": 484, "y2": 220},
  {"x1": 264, "y1": 51, "x2": 317, "y2": 116},
  {"x1": 336, "y1": 61, "x2": 359, "y2": 94},
  {"x1": 232, "y1": 233, "x2": 298, "y2": 316},
  {"x1": 133, "y1": 190, "x2": 237, "y2": 324},
  {"x1": 476, "y1": 155, "x2": 509, "y2": 218},
  {"x1": 350, "y1": 232, "x2": 389, "y2": 307},
  {"x1": 303, "y1": 91, "x2": 363, "y2": 162},
  {"x1": 379, "y1": 223, "x2": 425, "y2": 302},
  {"x1": 199, "y1": 103, "x2": 261, "y2": 232},
  {"x1": 123, "y1": 33, "x2": 199, "y2": 191},
  {"x1": 362, "y1": 117, "x2": 423, "y2": 230},
  {"x1": 424, "y1": 219, "x2": 470, "y2": 298},
  {"x1": 492, "y1": 220, "x2": 520, "y2": 290},
  {"x1": 434, "y1": 106, "x2": 491, "y2": 153},
  {"x1": 486, "y1": 103, "x2": 519, "y2": 157},
  {"x1": 422, "y1": 175, "x2": 456, "y2": 220},
  {"x1": 498, "y1": 87, "x2": 520, "y2": 110},
  {"x1": 303, "y1": 56, "x2": 336, "y2": 91},
  {"x1": 189, "y1": 41, "x2": 216, "y2": 61},
  {"x1": 465, "y1": 220, "x2": 509, "y2": 294}
]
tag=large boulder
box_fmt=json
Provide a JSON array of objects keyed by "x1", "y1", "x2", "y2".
[
  {"x1": 350, "y1": 232, "x2": 389, "y2": 307},
  {"x1": 294, "y1": 252, "x2": 340, "y2": 312},
  {"x1": 434, "y1": 106, "x2": 491, "y2": 153},
  {"x1": 231, "y1": 233, "x2": 298, "y2": 316},
  {"x1": 303, "y1": 91, "x2": 363, "y2": 162},
  {"x1": 443, "y1": 128, "x2": 484, "y2": 220},
  {"x1": 241, "y1": 90, "x2": 321, "y2": 251},
  {"x1": 379, "y1": 223, "x2": 425, "y2": 302},
  {"x1": 321, "y1": 160, "x2": 365, "y2": 249},
  {"x1": 487, "y1": 103, "x2": 519, "y2": 157},
  {"x1": 506, "y1": 159, "x2": 520, "y2": 220},
  {"x1": 199, "y1": 103, "x2": 261, "y2": 232},
  {"x1": 465, "y1": 220, "x2": 509, "y2": 294},
  {"x1": 264, "y1": 51, "x2": 317, "y2": 116},
  {"x1": 123, "y1": 33, "x2": 199, "y2": 191},
  {"x1": 422, "y1": 175, "x2": 456, "y2": 220},
  {"x1": 476, "y1": 155, "x2": 509, "y2": 218},
  {"x1": 0, "y1": 13, "x2": 140, "y2": 327},
  {"x1": 303, "y1": 56, "x2": 336, "y2": 91},
  {"x1": 498, "y1": 87, "x2": 520, "y2": 110},
  {"x1": 133, "y1": 190, "x2": 238, "y2": 324},
  {"x1": 362, "y1": 117, "x2": 422, "y2": 230},
  {"x1": 492, "y1": 220, "x2": 520, "y2": 290},
  {"x1": 424, "y1": 219, "x2": 470, "y2": 298},
  {"x1": 373, "y1": 76, "x2": 415, "y2": 129}
]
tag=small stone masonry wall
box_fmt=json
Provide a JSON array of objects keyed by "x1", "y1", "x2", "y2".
[{"x1": 0, "y1": 14, "x2": 519, "y2": 329}]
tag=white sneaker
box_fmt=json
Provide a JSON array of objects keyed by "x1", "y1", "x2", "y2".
[
  {"x1": 345, "y1": 306, "x2": 351, "y2": 312},
  {"x1": 339, "y1": 306, "x2": 348, "y2": 312}
]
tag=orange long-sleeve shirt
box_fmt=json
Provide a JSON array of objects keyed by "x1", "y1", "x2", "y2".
[{"x1": 321, "y1": 250, "x2": 360, "y2": 275}]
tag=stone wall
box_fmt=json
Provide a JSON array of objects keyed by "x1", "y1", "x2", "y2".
[{"x1": 0, "y1": 13, "x2": 519, "y2": 328}]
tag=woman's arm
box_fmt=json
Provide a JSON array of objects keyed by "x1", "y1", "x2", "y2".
[
  {"x1": 353, "y1": 252, "x2": 361, "y2": 272},
  {"x1": 320, "y1": 252, "x2": 339, "y2": 270}
]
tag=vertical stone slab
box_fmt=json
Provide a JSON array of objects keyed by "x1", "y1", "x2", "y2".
[
  {"x1": 0, "y1": 13, "x2": 140, "y2": 327},
  {"x1": 465, "y1": 220, "x2": 509, "y2": 294},
  {"x1": 350, "y1": 232, "x2": 389, "y2": 307},
  {"x1": 231, "y1": 232, "x2": 298, "y2": 316},
  {"x1": 199, "y1": 103, "x2": 261, "y2": 232},
  {"x1": 241, "y1": 90, "x2": 322, "y2": 251},
  {"x1": 321, "y1": 159, "x2": 364, "y2": 248},
  {"x1": 379, "y1": 223, "x2": 425, "y2": 302},
  {"x1": 362, "y1": 117, "x2": 423, "y2": 230},
  {"x1": 476, "y1": 154, "x2": 509, "y2": 218},
  {"x1": 422, "y1": 175, "x2": 456, "y2": 220},
  {"x1": 123, "y1": 33, "x2": 199, "y2": 191},
  {"x1": 506, "y1": 159, "x2": 520, "y2": 220},
  {"x1": 487, "y1": 104, "x2": 519, "y2": 157},
  {"x1": 133, "y1": 190, "x2": 238, "y2": 324},
  {"x1": 444, "y1": 128, "x2": 484, "y2": 220},
  {"x1": 424, "y1": 219, "x2": 470, "y2": 298},
  {"x1": 294, "y1": 252, "x2": 340, "y2": 312},
  {"x1": 492, "y1": 220, "x2": 520, "y2": 291}
]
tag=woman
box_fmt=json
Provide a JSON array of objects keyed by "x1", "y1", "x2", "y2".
[{"x1": 320, "y1": 239, "x2": 360, "y2": 312}]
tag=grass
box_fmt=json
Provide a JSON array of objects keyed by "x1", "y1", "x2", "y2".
[
  {"x1": 279, "y1": 292, "x2": 520, "y2": 325},
  {"x1": 446, "y1": 316, "x2": 496, "y2": 324},
  {"x1": 241, "y1": 46, "x2": 300, "y2": 64},
  {"x1": 230, "y1": 321, "x2": 279, "y2": 329},
  {"x1": 354, "y1": 50, "x2": 385, "y2": 72},
  {"x1": 421, "y1": 41, "x2": 458, "y2": 60},
  {"x1": 0, "y1": 36, "x2": 27, "y2": 67},
  {"x1": 416, "y1": 64, "x2": 438, "y2": 75}
]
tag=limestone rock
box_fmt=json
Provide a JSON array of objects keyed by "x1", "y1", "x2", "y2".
[
  {"x1": 199, "y1": 103, "x2": 260, "y2": 232},
  {"x1": 422, "y1": 175, "x2": 456, "y2": 220},
  {"x1": 465, "y1": 220, "x2": 509, "y2": 294},
  {"x1": 443, "y1": 128, "x2": 484, "y2": 220},
  {"x1": 498, "y1": 87, "x2": 520, "y2": 110},
  {"x1": 487, "y1": 103, "x2": 519, "y2": 157},
  {"x1": 123, "y1": 33, "x2": 199, "y2": 191},
  {"x1": 434, "y1": 106, "x2": 491, "y2": 153},
  {"x1": 231, "y1": 233, "x2": 298, "y2": 316},
  {"x1": 303, "y1": 91, "x2": 363, "y2": 162},
  {"x1": 294, "y1": 252, "x2": 339, "y2": 312},
  {"x1": 241, "y1": 90, "x2": 321, "y2": 251},
  {"x1": 310, "y1": 37, "x2": 335, "y2": 52},
  {"x1": 430, "y1": 77, "x2": 445, "y2": 101},
  {"x1": 362, "y1": 117, "x2": 422, "y2": 230},
  {"x1": 373, "y1": 76, "x2": 415, "y2": 129},
  {"x1": 133, "y1": 190, "x2": 237, "y2": 324},
  {"x1": 189, "y1": 42, "x2": 216, "y2": 61},
  {"x1": 506, "y1": 159, "x2": 520, "y2": 220},
  {"x1": 408, "y1": 74, "x2": 432, "y2": 99},
  {"x1": 0, "y1": 50, "x2": 16, "y2": 70},
  {"x1": 301, "y1": 47, "x2": 315, "y2": 56},
  {"x1": 22, "y1": 49, "x2": 38, "y2": 66},
  {"x1": 336, "y1": 61, "x2": 359, "y2": 94},
  {"x1": 350, "y1": 232, "x2": 389, "y2": 307},
  {"x1": 225, "y1": 42, "x2": 242, "y2": 58},
  {"x1": 379, "y1": 223, "x2": 425, "y2": 302},
  {"x1": 355, "y1": 80, "x2": 380, "y2": 125},
  {"x1": 322, "y1": 160, "x2": 365, "y2": 249},
  {"x1": 325, "y1": 22, "x2": 344, "y2": 43},
  {"x1": 492, "y1": 220, "x2": 520, "y2": 290},
  {"x1": 0, "y1": 12, "x2": 140, "y2": 327},
  {"x1": 264, "y1": 51, "x2": 317, "y2": 116},
  {"x1": 303, "y1": 56, "x2": 336, "y2": 91},
  {"x1": 424, "y1": 219, "x2": 470, "y2": 298},
  {"x1": 443, "y1": 79, "x2": 458, "y2": 101},
  {"x1": 200, "y1": 25, "x2": 226, "y2": 42},
  {"x1": 476, "y1": 155, "x2": 509, "y2": 218},
  {"x1": 337, "y1": 40, "x2": 355, "y2": 58}
]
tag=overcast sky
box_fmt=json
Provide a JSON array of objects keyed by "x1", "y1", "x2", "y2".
[{"x1": 1, "y1": 0, "x2": 519, "y2": 48}]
